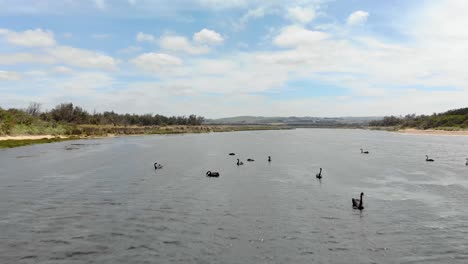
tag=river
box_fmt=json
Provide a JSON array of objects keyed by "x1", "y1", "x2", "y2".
[{"x1": 1, "y1": 129, "x2": 468, "y2": 263}]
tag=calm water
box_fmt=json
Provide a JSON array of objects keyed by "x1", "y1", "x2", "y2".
[{"x1": 1, "y1": 129, "x2": 468, "y2": 264}]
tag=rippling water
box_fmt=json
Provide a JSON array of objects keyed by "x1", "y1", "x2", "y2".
[{"x1": 1, "y1": 129, "x2": 468, "y2": 263}]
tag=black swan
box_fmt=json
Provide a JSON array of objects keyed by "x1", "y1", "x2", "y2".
[
  {"x1": 360, "y1": 149, "x2": 369, "y2": 154},
  {"x1": 247, "y1": 158, "x2": 255, "y2": 162},
  {"x1": 154, "y1": 162, "x2": 163, "y2": 169},
  {"x1": 229, "y1": 153, "x2": 235, "y2": 156},
  {"x1": 425, "y1": 155, "x2": 434, "y2": 162},
  {"x1": 316, "y1": 168, "x2": 322, "y2": 179},
  {"x1": 268, "y1": 156, "x2": 271, "y2": 162},
  {"x1": 237, "y1": 159, "x2": 244, "y2": 166},
  {"x1": 206, "y1": 171, "x2": 220, "y2": 177},
  {"x1": 352, "y1": 192, "x2": 364, "y2": 210}
]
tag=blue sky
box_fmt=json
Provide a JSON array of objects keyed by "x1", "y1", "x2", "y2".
[{"x1": 0, "y1": 0, "x2": 467, "y2": 117}]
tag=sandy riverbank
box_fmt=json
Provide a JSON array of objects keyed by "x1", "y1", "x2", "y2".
[
  {"x1": 0, "y1": 125, "x2": 292, "y2": 148},
  {"x1": 3, "y1": 128, "x2": 467, "y2": 141},
  {"x1": 396, "y1": 128, "x2": 468, "y2": 136},
  {"x1": 0, "y1": 134, "x2": 117, "y2": 141},
  {"x1": 0, "y1": 135, "x2": 70, "y2": 141}
]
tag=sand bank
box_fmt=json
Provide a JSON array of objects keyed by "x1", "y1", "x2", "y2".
[
  {"x1": 0, "y1": 135, "x2": 68, "y2": 141},
  {"x1": 397, "y1": 128, "x2": 468, "y2": 136}
]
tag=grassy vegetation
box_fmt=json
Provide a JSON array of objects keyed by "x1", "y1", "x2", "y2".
[
  {"x1": 10, "y1": 123, "x2": 70, "y2": 136},
  {"x1": 0, "y1": 101, "x2": 293, "y2": 149},
  {"x1": 1, "y1": 102, "x2": 291, "y2": 139},
  {"x1": 0, "y1": 137, "x2": 78, "y2": 149},
  {"x1": 369, "y1": 107, "x2": 468, "y2": 130},
  {"x1": 0, "y1": 102, "x2": 206, "y2": 136},
  {"x1": 369, "y1": 126, "x2": 401, "y2": 131}
]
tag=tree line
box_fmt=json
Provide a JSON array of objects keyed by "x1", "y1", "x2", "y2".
[
  {"x1": 0, "y1": 102, "x2": 205, "y2": 134},
  {"x1": 369, "y1": 107, "x2": 468, "y2": 129}
]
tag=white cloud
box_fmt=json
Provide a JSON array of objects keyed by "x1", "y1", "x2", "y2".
[
  {"x1": 0, "y1": 28, "x2": 56, "y2": 47},
  {"x1": 193, "y1": 28, "x2": 224, "y2": 45},
  {"x1": 0, "y1": 53, "x2": 55, "y2": 65},
  {"x1": 95, "y1": 0, "x2": 106, "y2": 9},
  {"x1": 57, "y1": 72, "x2": 114, "y2": 96},
  {"x1": 286, "y1": 6, "x2": 315, "y2": 24},
  {"x1": 0, "y1": 71, "x2": 117, "y2": 110},
  {"x1": 347, "y1": 10, "x2": 369, "y2": 26},
  {"x1": 47, "y1": 46, "x2": 119, "y2": 70},
  {"x1": 160, "y1": 35, "x2": 210, "y2": 54},
  {"x1": 51, "y1": 66, "x2": 74, "y2": 74},
  {"x1": 131, "y1": 53, "x2": 183, "y2": 72},
  {"x1": 198, "y1": 0, "x2": 249, "y2": 9},
  {"x1": 147, "y1": 53, "x2": 290, "y2": 95},
  {"x1": 0, "y1": 71, "x2": 21, "y2": 81},
  {"x1": 234, "y1": 7, "x2": 267, "y2": 30},
  {"x1": 274, "y1": 25, "x2": 328, "y2": 47},
  {"x1": 137, "y1": 30, "x2": 223, "y2": 54},
  {"x1": 0, "y1": 1, "x2": 320, "y2": 18},
  {"x1": 3, "y1": 1, "x2": 468, "y2": 117},
  {"x1": 0, "y1": 27, "x2": 118, "y2": 70},
  {"x1": 408, "y1": 0, "x2": 468, "y2": 42},
  {"x1": 193, "y1": 59, "x2": 238, "y2": 75},
  {"x1": 200, "y1": 0, "x2": 322, "y2": 30},
  {"x1": 136, "y1": 32, "x2": 156, "y2": 43}
]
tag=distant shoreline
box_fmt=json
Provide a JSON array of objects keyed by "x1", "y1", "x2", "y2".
[{"x1": 395, "y1": 128, "x2": 468, "y2": 136}]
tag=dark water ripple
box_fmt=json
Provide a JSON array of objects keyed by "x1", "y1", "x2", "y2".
[{"x1": 1, "y1": 129, "x2": 468, "y2": 263}]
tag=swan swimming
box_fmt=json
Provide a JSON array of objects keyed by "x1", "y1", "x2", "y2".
[
  {"x1": 425, "y1": 155, "x2": 434, "y2": 162},
  {"x1": 206, "y1": 171, "x2": 220, "y2": 177},
  {"x1": 316, "y1": 168, "x2": 322, "y2": 179},
  {"x1": 352, "y1": 192, "x2": 364, "y2": 210}
]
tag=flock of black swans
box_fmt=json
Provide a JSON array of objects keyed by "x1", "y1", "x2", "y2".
[{"x1": 154, "y1": 149, "x2": 467, "y2": 211}]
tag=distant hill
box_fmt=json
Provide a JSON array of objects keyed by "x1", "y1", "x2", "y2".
[
  {"x1": 205, "y1": 116, "x2": 380, "y2": 127},
  {"x1": 369, "y1": 107, "x2": 468, "y2": 129}
]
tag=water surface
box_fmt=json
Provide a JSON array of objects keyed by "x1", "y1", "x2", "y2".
[{"x1": 1, "y1": 129, "x2": 468, "y2": 263}]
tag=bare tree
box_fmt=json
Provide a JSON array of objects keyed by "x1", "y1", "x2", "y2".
[{"x1": 26, "y1": 102, "x2": 42, "y2": 116}]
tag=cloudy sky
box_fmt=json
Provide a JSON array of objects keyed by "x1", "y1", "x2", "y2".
[{"x1": 0, "y1": 0, "x2": 467, "y2": 118}]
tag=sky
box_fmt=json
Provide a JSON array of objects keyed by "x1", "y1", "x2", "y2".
[{"x1": 0, "y1": 0, "x2": 467, "y2": 118}]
